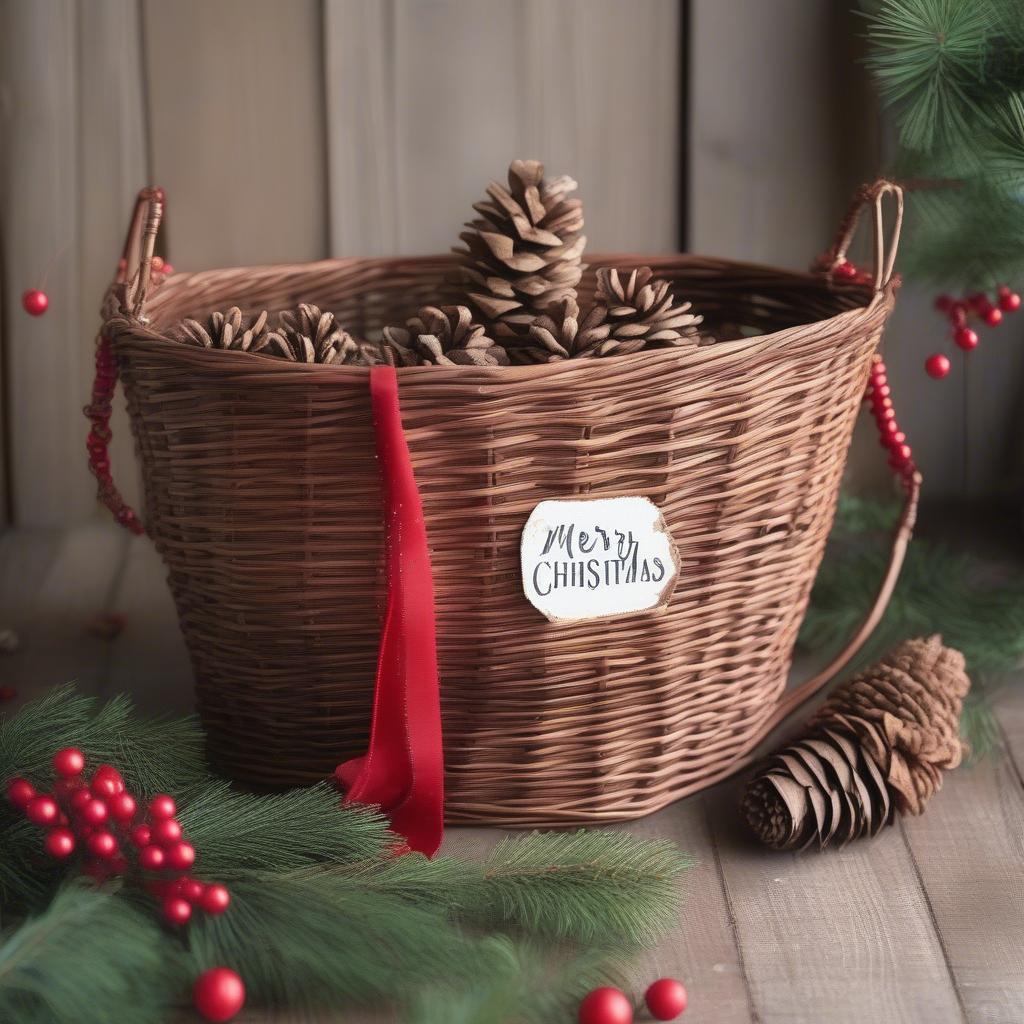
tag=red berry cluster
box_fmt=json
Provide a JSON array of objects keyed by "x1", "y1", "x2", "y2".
[
  {"x1": 864, "y1": 354, "x2": 916, "y2": 487},
  {"x1": 928, "y1": 285, "x2": 1021, "y2": 378},
  {"x1": 84, "y1": 337, "x2": 144, "y2": 535},
  {"x1": 5, "y1": 748, "x2": 230, "y2": 928},
  {"x1": 578, "y1": 978, "x2": 688, "y2": 1024},
  {"x1": 830, "y1": 258, "x2": 873, "y2": 286}
]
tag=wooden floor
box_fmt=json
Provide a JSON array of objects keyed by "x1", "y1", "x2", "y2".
[{"x1": 1, "y1": 522, "x2": 1023, "y2": 1024}]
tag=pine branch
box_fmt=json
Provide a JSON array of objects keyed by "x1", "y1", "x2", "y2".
[
  {"x1": 179, "y1": 781, "x2": 392, "y2": 876},
  {"x1": 0, "y1": 882, "x2": 180, "y2": 1024}
]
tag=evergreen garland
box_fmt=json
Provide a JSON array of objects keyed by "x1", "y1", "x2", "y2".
[{"x1": 0, "y1": 688, "x2": 692, "y2": 1023}]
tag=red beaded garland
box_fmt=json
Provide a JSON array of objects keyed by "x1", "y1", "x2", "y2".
[
  {"x1": 149, "y1": 794, "x2": 177, "y2": 820},
  {"x1": 193, "y1": 967, "x2": 246, "y2": 1023},
  {"x1": 200, "y1": 883, "x2": 231, "y2": 915},
  {"x1": 21, "y1": 289, "x2": 49, "y2": 316},
  {"x1": 579, "y1": 987, "x2": 634, "y2": 1024},
  {"x1": 53, "y1": 748, "x2": 86, "y2": 778},
  {"x1": 6, "y1": 778, "x2": 36, "y2": 808},
  {"x1": 645, "y1": 978, "x2": 688, "y2": 1021},
  {"x1": 45, "y1": 827, "x2": 77, "y2": 859},
  {"x1": 26, "y1": 795, "x2": 60, "y2": 826},
  {"x1": 925, "y1": 353, "x2": 951, "y2": 379},
  {"x1": 163, "y1": 895, "x2": 193, "y2": 926}
]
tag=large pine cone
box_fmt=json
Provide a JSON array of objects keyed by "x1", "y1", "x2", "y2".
[
  {"x1": 382, "y1": 305, "x2": 509, "y2": 367},
  {"x1": 742, "y1": 636, "x2": 970, "y2": 851},
  {"x1": 454, "y1": 159, "x2": 586, "y2": 337},
  {"x1": 595, "y1": 267, "x2": 702, "y2": 354}
]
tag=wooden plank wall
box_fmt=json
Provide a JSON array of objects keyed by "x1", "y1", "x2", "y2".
[{"x1": 1, "y1": 0, "x2": 1020, "y2": 526}]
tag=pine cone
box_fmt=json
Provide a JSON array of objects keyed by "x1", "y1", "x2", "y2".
[
  {"x1": 502, "y1": 297, "x2": 608, "y2": 363},
  {"x1": 382, "y1": 305, "x2": 509, "y2": 367},
  {"x1": 595, "y1": 267, "x2": 702, "y2": 355},
  {"x1": 454, "y1": 159, "x2": 586, "y2": 336},
  {"x1": 742, "y1": 636, "x2": 970, "y2": 851},
  {"x1": 172, "y1": 307, "x2": 271, "y2": 353},
  {"x1": 267, "y1": 303, "x2": 380, "y2": 365}
]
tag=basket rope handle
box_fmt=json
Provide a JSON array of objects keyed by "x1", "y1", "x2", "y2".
[{"x1": 86, "y1": 187, "x2": 167, "y2": 535}]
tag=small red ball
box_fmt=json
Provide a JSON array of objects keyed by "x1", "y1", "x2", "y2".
[
  {"x1": 87, "y1": 830, "x2": 119, "y2": 860},
  {"x1": 949, "y1": 306, "x2": 967, "y2": 328},
  {"x1": 888, "y1": 430, "x2": 907, "y2": 448},
  {"x1": 999, "y1": 290, "x2": 1021, "y2": 312},
  {"x1": 149, "y1": 794, "x2": 177, "y2": 820},
  {"x1": 894, "y1": 443, "x2": 913, "y2": 463},
  {"x1": 130, "y1": 824, "x2": 152, "y2": 848},
  {"x1": 138, "y1": 844, "x2": 166, "y2": 870},
  {"x1": 200, "y1": 883, "x2": 231, "y2": 915},
  {"x1": 834, "y1": 260, "x2": 857, "y2": 280},
  {"x1": 645, "y1": 979, "x2": 688, "y2": 1021},
  {"x1": 21, "y1": 289, "x2": 49, "y2": 316},
  {"x1": 193, "y1": 967, "x2": 246, "y2": 1023},
  {"x1": 53, "y1": 748, "x2": 86, "y2": 778},
  {"x1": 175, "y1": 877, "x2": 206, "y2": 904},
  {"x1": 90, "y1": 774, "x2": 120, "y2": 800},
  {"x1": 26, "y1": 795, "x2": 60, "y2": 826},
  {"x1": 70, "y1": 789, "x2": 94, "y2": 813},
  {"x1": 108, "y1": 792, "x2": 137, "y2": 823},
  {"x1": 983, "y1": 306, "x2": 1003, "y2": 326},
  {"x1": 925, "y1": 354, "x2": 951, "y2": 379},
  {"x1": 163, "y1": 895, "x2": 193, "y2": 926},
  {"x1": 162, "y1": 263, "x2": 175, "y2": 275},
  {"x1": 78, "y1": 798, "x2": 109, "y2": 826},
  {"x1": 967, "y1": 291, "x2": 988, "y2": 311},
  {"x1": 166, "y1": 841, "x2": 196, "y2": 871},
  {"x1": 579, "y1": 987, "x2": 633, "y2": 1024},
  {"x1": 954, "y1": 327, "x2": 979, "y2": 351},
  {"x1": 93, "y1": 765, "x2": 125, "y2": 792},
  {"x1": 871, "y1": 382, "x2": 891, "y2": 401},
  {"x1": 151, "y1": 817, "x2": 183, "y2": 846},
  {"x1": 6, "y1": 778, "x2": 36, "y2": 808},
  {"x1": 45, "y1": 827, "x2": 76, "y2": 859}
]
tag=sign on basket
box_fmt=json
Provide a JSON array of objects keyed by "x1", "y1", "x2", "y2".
[{"x1": 520, "y1": 496, "x2": 679, "y2": 623}]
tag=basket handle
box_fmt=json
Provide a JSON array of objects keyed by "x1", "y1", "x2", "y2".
[
  {"x1": 85, "y1": 187, "x2": 167, "y2": 535},
  {"x1": 819, "y1": 179, "x2": 904, "y2": 291}
]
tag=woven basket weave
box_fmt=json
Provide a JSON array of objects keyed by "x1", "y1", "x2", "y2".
[{"x1": 97, "y1": 182, "x2": 917, "y2": 825}]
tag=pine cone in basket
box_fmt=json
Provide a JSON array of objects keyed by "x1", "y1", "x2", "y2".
[
  {"x1": 382, "y1": 305, "x2": 509, "y2": 366},
  {"x1": 595, "y1": 267, "x2": 702, "y2": 355},
  {"x1": 172, "y1": 307, "x2": 272, "y2": 353},
  {"x1": 742, "y1": 636, "x2": 970, "y2": 851},
  {"x1": 454, "y1": 159, "x2": 586, "y2": 336},
  {"x1": 268, "y1": 303, "x2": 382, "y2": 365}
]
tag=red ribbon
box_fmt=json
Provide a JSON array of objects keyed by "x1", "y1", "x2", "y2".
[{"x1": 334, "y1": 366, "x2": 444, "y2": 856}]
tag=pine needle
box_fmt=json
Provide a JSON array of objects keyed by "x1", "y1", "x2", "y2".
[{"x1": 0, "y1": 882, "x2": 180, "y2": 1024}]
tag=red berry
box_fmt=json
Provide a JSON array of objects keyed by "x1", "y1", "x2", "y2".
[
  {"x1": 93, "y1": 765, "x2": 125, "y2": 791},
  {"x1": 954, "y1": 327, "x2": 979, "y2": 351},
  {"x1": 21, "y1": 289, "x2": 49, "y2": 316},
  {"x1": 162, "y1": 263, "x2": 175, "y2": 275},
  {"x1": 45, "y1": 827, "x2": 76, "y2": 859},
  {"x1": 193, "y1": 967, "x2": 246, "y2": 1023},
  {"x1": 78, "y1": 798, "x2": 109, "y2": 826},
  {"x1": 645, "y1": 978, "x2": 688, "y2": 1021},
  {"x1": 834, "y1": 260, "x2": 857, "y2": 279},
  {"x1": 968, "y1": 291, "x2": 988, "y2": 310},
  {"x1": 175, "y1": 877, "x2": 206, "y2": 904},
  {"x1": 999, "y1": 291, "x2": 1021, "y2": 312},
  {"x1": 166, "y1": 841, "x2": 196, "y2": 871},
  {"x1": 87, "y1": 830, "x2": 119, "y2": 860},
  {"x1": 26, "y1": 795, "x2": 60, "y2": 826},
  {"x1": 53, "y1": 748, "x2": 86, "y2": 778},
  {"x1": 53, "y1": 776, "x2": 84, "y2": 802},
  {"x1": 925, "y1": 354, "x2": 951, "y2": 379},
  {"x1": 200, "y1": 883, "x2": 231, "y2": 915},
  {"x1": 138, "y1": 844, "x2": 166, "y2": 870},
  {"x1": 149, "y1": 794, "x2": 177, "y2": 820},
  {"x1": 949, "y1": 306, "x2": 967, "y2": 328},
  {"x1": 6, "y1": 778, "x2": 35, "y2": 808},
  {"x1": 151, "y1": 818, "x2": 183, "y2": 846},
  {"x1": 579, "y1": 987, "x2": 633, "y2": 1024},
  {"x1": 163, "y1": 895, "x2": 193, "y2": 926},
  {"x1": 70, "y1": 789, "x2": 94, "y2": 813},
  {"x1": 934, "y1": 294, "x2": 952, "y2": 312},
  {"x1": 983, "y1": 306, "x2": 1003, "y2": 326},
  {"x1": 90, "y1": 773, "x2": 121, "y2": 800},
  {"x1": 130, "y1": 824, "x2": 152, "y2": 848},
  {"x1": 108, "y1": 792, "x2": 138, "y2": 823}
]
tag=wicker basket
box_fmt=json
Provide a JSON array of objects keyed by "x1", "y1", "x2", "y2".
[{"x1": 95, "y1": 182, "x2": 917, "y2": 826}]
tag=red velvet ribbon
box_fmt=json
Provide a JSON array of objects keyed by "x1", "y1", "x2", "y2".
[{"x1": 334, "y1": 366, "x2": 444, "y2": 856}]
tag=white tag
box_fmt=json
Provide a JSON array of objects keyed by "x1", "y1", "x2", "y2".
[{"x1": 520, "y1": 496, "x2": 679, "y2": 623}]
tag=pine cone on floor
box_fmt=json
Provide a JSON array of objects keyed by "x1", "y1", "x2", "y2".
[
  {"x1": 382, "y1": 305, "x2": 509, "y2": 366},
  {"x1": 454, "y1": 159, "x2": 586, "y2": 337},
  {"x1": 172, "y1": 307, "x2": 271, "y2": 353},
  {"x1": 742, "y1": 636, "x2": 970, "y2": 851},
  {"x1": 267, "y1": 303, "x2": 380, "y2": 365},
  {"x1": 595, "y1": 267, "x2": 702, "y2": 355}
]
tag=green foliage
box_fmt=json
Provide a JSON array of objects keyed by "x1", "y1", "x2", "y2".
[
  {"x1": 0, "y1": 883, "x2": 178, "y2": 1024},
  {"x1": 864, "y1": 0, "x2": 1024, "y2": 287},
  {"x1": 0, "y1": 688, "x2": 693, "y2": 1023}
]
